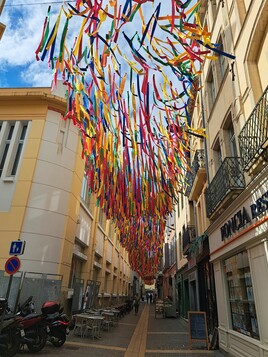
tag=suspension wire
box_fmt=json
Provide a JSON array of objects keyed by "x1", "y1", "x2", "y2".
[{"x1": 5, "y1": 1, "x2": 75, "y2": 6}]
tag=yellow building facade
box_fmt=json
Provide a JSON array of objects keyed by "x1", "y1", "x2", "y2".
[{"x1": 0, "y1": 84, "x2": 132, "y2": 311}]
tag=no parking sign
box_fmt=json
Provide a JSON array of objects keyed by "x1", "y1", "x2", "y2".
[{"x1": 5, "y1": 256, "x2": 21, "y2": 275}]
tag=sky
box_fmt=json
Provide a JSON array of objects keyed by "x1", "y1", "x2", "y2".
[
  {"x1": 0, "y1": 0, "x2": 200, "y2": 90},
  {"x1": 0, "y1": 0, "x2": 176, "y2": 89},
  {"x1": 0, "y1": 1, "x2": 67, "y2": 87}
]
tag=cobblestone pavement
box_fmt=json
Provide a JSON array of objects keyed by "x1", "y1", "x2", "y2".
[{"x1": 18, "y1": 303, "x2": 226, "y2": 357}]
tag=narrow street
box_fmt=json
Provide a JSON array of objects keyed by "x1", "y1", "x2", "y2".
[{"x1": 18, "y1": 303, "x2": 224, "y2": 357}]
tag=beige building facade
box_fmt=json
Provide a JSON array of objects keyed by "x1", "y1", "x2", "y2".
[
  {"x1": 185, "y1": 0, "x2": 268, "y2": 355},
  {"x1": 0, "y1": 84, "x2": 132, "y2": 311}
]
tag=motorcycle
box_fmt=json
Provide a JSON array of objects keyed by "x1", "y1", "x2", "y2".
[
  {"x1": 41, "y1": 301, "x2": 70, "y2": 347},
  {"x1": 0, "y1": 298, "x2": 25, "y2": 357},
  {"x1": 16, "y1": 296, "x2": 47, "y2": 353}
]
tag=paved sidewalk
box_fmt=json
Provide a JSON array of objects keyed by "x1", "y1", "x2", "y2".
[{"x1": 19, "y1": 302, "x2": 225, "y2": 357}]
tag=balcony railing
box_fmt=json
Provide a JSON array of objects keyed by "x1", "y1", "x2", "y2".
[
  {"x1": 185, "y1": 149, "x2": 206, "y2": 197},
  {"x1": 238, "y1": 86, "x2": 268, "y2": 171},
  {"x1": 205, "y1": 157, "x2": 245, "y2": 218},
  {"x1": 183, "y1": 226, "x2": 196, "y2": 254}
]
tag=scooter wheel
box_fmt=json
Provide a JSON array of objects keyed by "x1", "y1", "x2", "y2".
[
  {"x1": 27, "y1": 328, "x2": 47, "y2": 352},
  {"x1": 50, "y1": 329, "x2": 66, "y2": 347}
]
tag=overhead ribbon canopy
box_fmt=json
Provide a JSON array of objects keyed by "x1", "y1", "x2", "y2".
[{"x1": 36, "y1": 0, "x2": 235, "y2": 279}]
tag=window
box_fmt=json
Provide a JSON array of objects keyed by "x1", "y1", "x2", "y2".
[
  {"x1": 214, "y1": 36, "x2": 228, "y2": 85},
  {"x1": 68, "y1": 256, "x2": 82, "y2": 288},
  {"x1": 0, "y1": 121, "x2": 28, "y2": 179},
  {"x1": 224, "y1": 251, "x2": 259, "y2": 340},
  {"x1": 57, "y1": 118, "x2": 70, "y2": 153},
  {"x1": 207, "y1": 69, "x2": 216, "y2": 108},
  {"x1": 223, "y1": 114, "x2": 238, "y2": 157},
  {"x1": 228, "y1": 124, "x2": 237, "y2": 157},
  {"x1": 179, "y1": 232, "x2": 182, "y2": 260},
  {"x1": 219, "y1": 49, "x2": 227, "y2": 78},
  {"x1": 108, "y1": 221, "x2": 115, "y2": 241},
  {"x1": 98, "y1": 209, "x2": 106, "y2": 228},
  {"x1": 81, "y1": 171, "x2": 92, "y2": 209},
  {"x1": 11, "y1": 125, "x2": 27, "y2": 176},
  {"x1": 212, "y1": 139, "x2": 222, "y2": 172},
  {"x1": 217, "y1": 149, "x2": 222, "y2": 167}
]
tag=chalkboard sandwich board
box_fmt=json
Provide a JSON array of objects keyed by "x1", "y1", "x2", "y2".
[{"x1": 188, "y1": 311, "x2": 209, "y2": 350}]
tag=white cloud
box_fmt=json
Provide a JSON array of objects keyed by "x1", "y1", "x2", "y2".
[
  {"x1": 0, "y1": 5, "x2": 55, "y2": 66},
  {"x1": 0, "y1": 2, "x2": 63, "y2": 86},
  {"x1": 0, "y1": 0, "x2": 197, "y2": 90},
  {"x1": 20, "y1": 60, "x2": 53, "y2": 87}
]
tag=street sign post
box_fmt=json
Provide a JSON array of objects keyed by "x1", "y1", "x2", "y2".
[
  {"x1": 5, "y1": 256, "x2": 21, "y2": 275},
  {"x1": 1, "y1": 256, "x2": 21, "y2": 333},
  {"x1": 9, "y1": 240, "x2": 25, "y2": 255}
]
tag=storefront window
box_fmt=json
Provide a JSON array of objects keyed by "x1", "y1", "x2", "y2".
[{"x1": 224, "y1": 251, "x2": 259, "y2": 340}]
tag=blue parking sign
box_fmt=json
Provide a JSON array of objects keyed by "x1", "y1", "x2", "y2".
[{"x1": 9, "y1": 241, "x2": 25, "y2": 255}]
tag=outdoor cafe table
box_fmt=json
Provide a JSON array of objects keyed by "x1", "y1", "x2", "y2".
[{"x1": 73, "y1": 313, "x2": 104, "y2": 338}]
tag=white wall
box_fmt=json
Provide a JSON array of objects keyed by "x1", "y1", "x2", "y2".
[{"x1": 21, "y1": 108, "x2": 79, "y2": 274}]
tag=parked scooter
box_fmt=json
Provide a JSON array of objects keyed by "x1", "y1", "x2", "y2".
[
  {"x1": 0, "y1": 298, "x2": 25, "y2": 357},
  {"x1": 18, "y1": 298, "x2": 71, "y2": 348},
  {"x1": 16, "y1": 296, "x2": 47, "y2": 353},
  {"x1": 41, "y1": 302, "x2": 70, "y2": 347}
]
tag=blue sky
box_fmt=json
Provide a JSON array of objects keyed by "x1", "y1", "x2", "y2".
[
  {"x1": 0, "y1": 1, "x2": 67, "y2": 88},
  {"x1": 1, "y1": 0, "x2": 150, "y2": 88},
  {"x1": 0, "y1": 1, "x2": 197, "y2": 89}
]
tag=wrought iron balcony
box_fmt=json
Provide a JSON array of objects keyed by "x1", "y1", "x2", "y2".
[
  {"x1": 205, "y1": 157, "x2": 245, "y2": 218},
  {"x1": 185, "y1": 149, "x2": 206, "y2": 197},
  {"x1": 182, "y1": 225, "x2": 196, "y2": 255},
  {"x1": 238, "y1": 86, "x2": 268, "y2": 172}
]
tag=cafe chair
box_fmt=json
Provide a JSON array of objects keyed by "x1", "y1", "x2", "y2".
[
  {"x1": 83, "y1": 319, "x2": 98, "y2": 339},
  {"x1": 101, "y1": 313, "x2": 113, "y2": 331},
  {"x1": 111, "y1": 309, "x2": 120, "y2": 326},
  {"x1": 73, "y1": 315, "x2": 87, "y2": 337}
]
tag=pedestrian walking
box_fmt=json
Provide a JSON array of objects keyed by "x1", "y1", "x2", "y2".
[
  {"x1": 146, "y1": 293, "x2": 149, "y2": 304},
  {"x1": 133, "y1": 294, "x2": 140, "y2": 315},
  {"x1": 149, "y1": 293, "x2": 153, "y2": 304}
]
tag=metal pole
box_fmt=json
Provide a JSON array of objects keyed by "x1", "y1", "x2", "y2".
[
  {"x1": 5, "y1": 274, "x2": 13, "y2": 302},
  {"x1": 0, "y1": 306, "x2": 5, "y2": 334},
  {"x1": 0, "y1": 275, "x2": 13, "y2": 333},
  {"x1": 14, "y1": 271, "x2": 24, "y2": 314}
]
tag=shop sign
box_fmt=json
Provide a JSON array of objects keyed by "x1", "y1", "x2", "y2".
[{"x1": 220, "y1": 190, "x2": 268, "y2": 241}]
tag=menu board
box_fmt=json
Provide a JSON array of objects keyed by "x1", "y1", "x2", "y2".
[{"x1": 188, "y1": 311, "x2": 209, "y2": 349}]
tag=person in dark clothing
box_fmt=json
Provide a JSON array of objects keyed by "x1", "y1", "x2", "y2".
[
  {"x1": 133, "y1": 294, "x2": 140, "y2": 315},
  {"x1": 146, "y1": 293, "x2": 149, "y2": 304},
  {"x1": 149, "y1": 293, "x2": 153, "y2": 304}
]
